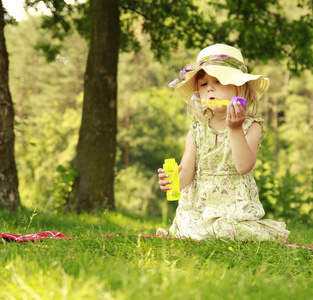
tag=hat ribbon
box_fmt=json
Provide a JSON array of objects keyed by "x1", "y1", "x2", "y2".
[{"x1": 168, "y1": 54, "x2": 248, "y2": 88}]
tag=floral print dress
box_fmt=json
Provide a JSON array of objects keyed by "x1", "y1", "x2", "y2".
[{"x1": 163, "y1": 117, "x2": 290, "y2": 242}]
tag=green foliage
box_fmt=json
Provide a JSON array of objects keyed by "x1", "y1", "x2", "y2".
[
  {"x1": 1, "y1": 210, "x2": 313, "y2": 299},
  {"x1": 53, "y1": 165, "x2": 79, "y2": 211},
  {"x1": 250, "y1": 59, "x2": 313, "y2": 224},
  {"x1": 5, "y1": 16, "x2": 86, "y2": 211},
  {"x1": 2, "y1": 5, "x2": 17, "y2": 25},
  {"x1": 117, "y1": 87, "x2": 190, "y2": 172},
  {"x1": 119, "y1": 0, "x2": 210, "y2": 59},
  {"x1": 15, "y1": 102, "x2": 82, "y2": 210},
  {"x1": 114, "y1": 166, "x2": 158, "y2": 216},
  {"x1": 206, "y1": 0, "x2": 313, "y2": 73},
  {"x1": 25, "y1": 0, "x2": 75, "y2": 39},
  {"x1": 24, "y1": 0, "x2": 313, "y2": 72},
  {"x1": 34, "y1": 40, "x2": 62, "y2": 63},
  {"x1": 255, "y1": 128, "x2": 313, "y2": 224},
  {"x1": 254, "y1": 137, "x2": 280, "y2": 217}
]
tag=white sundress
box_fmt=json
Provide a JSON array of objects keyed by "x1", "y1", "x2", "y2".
[{"x1": 160, "y1": 117, "x2": 290, "y2": 242}]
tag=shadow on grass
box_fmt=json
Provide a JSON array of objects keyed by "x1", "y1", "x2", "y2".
[{"x1": 0, "y1": 207, "x2": 167, "y2": 237}]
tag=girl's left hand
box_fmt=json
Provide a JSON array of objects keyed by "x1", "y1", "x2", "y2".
[{"x1": 226, "y1": 101, "x2": 246, "y2": 130}]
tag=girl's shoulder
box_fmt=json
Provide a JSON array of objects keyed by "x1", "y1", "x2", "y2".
[{"x1": 243, "y1": 117, "x2": 266, "y2": 141}]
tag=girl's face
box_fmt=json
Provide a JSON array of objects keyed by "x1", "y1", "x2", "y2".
[{"x1": 197, "y1": 73, "x2": 237, "y2": 110}]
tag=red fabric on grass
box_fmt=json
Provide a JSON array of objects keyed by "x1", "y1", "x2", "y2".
[{"x1": 0, "y1": 231, "x2": 71, "y2": 242}]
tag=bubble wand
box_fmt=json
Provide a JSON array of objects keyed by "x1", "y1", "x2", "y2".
[{"x1": 191, "y1": 93, "x2": 246, "y2": 110}]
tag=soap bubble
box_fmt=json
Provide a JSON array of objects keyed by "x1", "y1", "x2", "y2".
[{"x1": 55, "y1": 54, "x2": 69, "y2": 65}]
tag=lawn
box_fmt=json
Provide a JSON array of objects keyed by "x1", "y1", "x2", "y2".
[{"x1": 1, "y1": 209, "x2": 313, "y2": 299}]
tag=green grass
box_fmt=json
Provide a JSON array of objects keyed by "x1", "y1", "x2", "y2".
[{"x1": 1, "y1": 209, "x2": 313, "y2": 299}]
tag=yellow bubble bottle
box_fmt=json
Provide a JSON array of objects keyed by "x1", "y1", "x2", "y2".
[{"x1": 163, "y1": 158, "x2": 181, "y2": 201}]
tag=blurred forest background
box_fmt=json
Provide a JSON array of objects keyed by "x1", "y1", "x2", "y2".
[{"x1": 3, "y1": 1, "x2": 313, "y2": 223}]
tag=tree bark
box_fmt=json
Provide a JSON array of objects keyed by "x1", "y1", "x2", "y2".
[
  {"x1": 0, "y1": 1, "x2": 20, "y2": 211},
  {"x1": 67, "y1": 0, "x2": 119, "y2": 212}
]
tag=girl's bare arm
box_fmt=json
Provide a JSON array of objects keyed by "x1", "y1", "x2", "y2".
[
  {"x1": 158, "y1": 130, "x2": 196, "y2": 192},
  {"x1": 179, "y1": 130, "x2": 197, "y2": 189},
  {"x1": 227, "y1": 102, "x2": 262, "y2": 175}
]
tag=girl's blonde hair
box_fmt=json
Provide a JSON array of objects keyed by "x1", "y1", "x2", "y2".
[{"x1": 187, "y1": 70, "x2": 259, "y2": 124}]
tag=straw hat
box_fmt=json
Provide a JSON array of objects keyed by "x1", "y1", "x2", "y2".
[{"x1": 168, "y1": 44, "x2": 270, "y2": 100}]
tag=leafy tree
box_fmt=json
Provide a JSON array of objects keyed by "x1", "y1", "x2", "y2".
[
  {"x1": 4, "y1": 16, "x2": 87, "y2": 211},
  {"x1": 279, "y1": 71, "x2": 313, "y2": 210},
  {"x1": 0, "y1": 1, "x2": 20, "y2": 211},
  {"x1": 23, "y1": 0, "x2": 213, "y2": 213},
  {"x1": 63, "y1": 0, "x2": 120, "y2": 212},
  {"x1": 117, "y1": 87, "x2": 189, "y2": 172},
  {"x1": 3, "y1": 1, "x2": 313, "y2": 220},
  {"x1": 22, "y1": 0, "x2": 313, "y2": 213},
  {"x1": 253, "y1": 60, "x2": 313, "y2": 223}
]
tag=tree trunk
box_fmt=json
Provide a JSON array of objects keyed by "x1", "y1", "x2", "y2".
[
  {"x1": 68, "y1": 0, "x2": 119, "y2": 212},
  {"x1": 0, "y1": 1, "x2": 20, "y2": 211}
]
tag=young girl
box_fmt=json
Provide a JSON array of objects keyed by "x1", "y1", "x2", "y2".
[{"x1": 157, "y1": 44, "x2": 290, "y2": 242}]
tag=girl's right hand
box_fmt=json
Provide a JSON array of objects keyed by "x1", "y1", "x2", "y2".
[{"x1": 157, "y1": 166, "x2": 183, "y2": 192}]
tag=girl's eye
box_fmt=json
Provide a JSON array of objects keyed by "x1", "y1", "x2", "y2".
[{"x1": 200, "y1": 82, "x2": 207, "y2": 87}]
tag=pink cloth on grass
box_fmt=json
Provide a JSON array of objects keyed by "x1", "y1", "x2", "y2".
[{"x1": 0, "y1": 231, "x2": 72, "y2": 242}]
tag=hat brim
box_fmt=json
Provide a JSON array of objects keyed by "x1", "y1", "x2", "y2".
[{"x1": 175, "y1": 65, "x2": 270, "y2": 100}]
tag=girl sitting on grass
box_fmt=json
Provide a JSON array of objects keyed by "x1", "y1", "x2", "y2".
[{"x1": 157, "y1": 44, "x2": 289, "y2": 242}]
